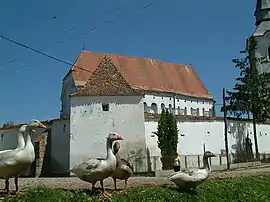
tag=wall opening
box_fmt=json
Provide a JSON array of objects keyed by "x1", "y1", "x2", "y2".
[
  {"x1": 143, "y1": 102, "x2": 148, "y2": 113},
  {"x1": 102, "y1": 103, "x2": 109, "y2": 111},
  {"x1": 150, "y1": 103, "x2": 158, "y2": 114},
  {"x1": 161, "y1": 103, "x2": 165, "y2": 112},
  {"x1": 169, "y1": 104, "x2": 172, "y2": 113}
]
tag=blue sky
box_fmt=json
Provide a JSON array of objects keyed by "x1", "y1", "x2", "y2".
[{"x1": 0, "y1": 0, "x2": 256, "y2": 125}]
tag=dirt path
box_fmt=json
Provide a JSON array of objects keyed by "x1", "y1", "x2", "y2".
[{"x1": 2, "y1": 166, "x2": 270, "y2": 192}]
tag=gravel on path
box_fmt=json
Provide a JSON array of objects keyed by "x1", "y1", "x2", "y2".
[{"x1": 1, "y1": 166, "x2": 270, "y2": 192}]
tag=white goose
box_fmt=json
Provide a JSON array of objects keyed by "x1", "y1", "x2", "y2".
[
  {"x1": 0, "y1": 125, "x2": 26, "y2": 192},
  {"x1": 0, "y1": 119, "x2": 46, "y2": 194},
  {"x1": 71, "y1": 132, "x2": 124, "y2": 197},
  {"x1": 111, "y1": 142, "x2": 133, "y2": 190},
  {"x1": 168, "y1": 151, "x2": 216, "y2": 190}
]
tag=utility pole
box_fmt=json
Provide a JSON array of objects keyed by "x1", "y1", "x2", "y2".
[{"x1": 222, "y1": 88, "x2": 230, "y2": 170}]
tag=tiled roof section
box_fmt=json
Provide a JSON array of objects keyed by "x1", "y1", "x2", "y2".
[
  {"x1": 71, "y1": 56, "x2": 142, "y2": 97},
  {"x1": 71, "y1": 51, "x2": 213, "y2": 99}
]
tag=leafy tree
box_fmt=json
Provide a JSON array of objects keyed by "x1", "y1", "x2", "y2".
[
  {"x1": 2, "y1": 120, "x2": 15, "y2": 128},
  {"x1": 153, "y1": 109, "x2": 179, "y2": 170},
  {"x1": 223, "y1": 36, "x2": 270, "y2": 159},
  {"x1": 222, "y1": 36, "x2": 270, "y2": 121}
]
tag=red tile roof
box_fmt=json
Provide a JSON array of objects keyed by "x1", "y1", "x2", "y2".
[
  {"x1": 71, "y1": 57, "x2": 142, "y2": 97},
  {"x1": 70, "y1": 51, "x2": 213, "y2": 99}
]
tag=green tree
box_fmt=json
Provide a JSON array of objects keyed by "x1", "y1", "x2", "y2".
[
  {"x1": 222, "y1": 36, "x2": 270, "y2": 121},
  {"x1": 223, "y1": 36, "x2": 270, "y2": 159},
  {"x1": 153, "y1": 109, "x2": 179, "y2": 170}
]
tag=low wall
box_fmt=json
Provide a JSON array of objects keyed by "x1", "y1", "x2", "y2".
[{"x1": 155, "y1": 161, "x2": 262, "y2": 177}]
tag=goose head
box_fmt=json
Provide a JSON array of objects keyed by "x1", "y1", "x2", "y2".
[
  {"x1": 113, "y1": 142, "x2": 121, "y2": 154},
  {"x1": 203, "y1": 151, "x2": 216, "y2": 159},
  {"x1": 107, "y1": 132, "x2": 124, "y2": 143},
  {"x1": 27, "y1": 119, "x2": 46, "y2": 133}
]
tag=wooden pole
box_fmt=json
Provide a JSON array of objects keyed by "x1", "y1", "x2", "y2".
[{"x1": 223, "y1": 88, "x2": 230, "y2": 170}]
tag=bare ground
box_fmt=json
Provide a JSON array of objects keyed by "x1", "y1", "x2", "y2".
[{"x1": 2, "y1": 165, "x2": 270, "y2": 193}]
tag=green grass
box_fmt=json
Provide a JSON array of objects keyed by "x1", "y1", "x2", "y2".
[{"x1": 3, "y1": 175, "x2": 270, "y2": 202}]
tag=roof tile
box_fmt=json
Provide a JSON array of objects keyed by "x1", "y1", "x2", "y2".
[
  {"x1": 70, "y1": 51, "x2": 213, "y2": 99},
  {"x1": 71, "y1": 56, "x2": 142, "y2": 97}
]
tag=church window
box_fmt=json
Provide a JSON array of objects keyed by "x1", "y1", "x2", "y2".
[{"x1": 102, "y1": 103, "x2": 109, "y2": 111}]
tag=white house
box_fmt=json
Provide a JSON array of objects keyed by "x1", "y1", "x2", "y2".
[
  {"x1": 3, "y1": 1, "x2": 270, "y2": 175},
  {"x1": 60, "y1": 50, "x2": 215, "y2": 118}
]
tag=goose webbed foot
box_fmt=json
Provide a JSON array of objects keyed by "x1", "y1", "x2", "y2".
[{"x1": 100, "y1": 179, "x2": 111, "y2": 198}]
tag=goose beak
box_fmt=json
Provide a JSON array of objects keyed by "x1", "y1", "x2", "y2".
[
  {"x1": 38, "y1": 123, "x2": 46, "y2": 129},
  {"x1": 116, "y1": 135, "x2": 124, "y2": 140}
]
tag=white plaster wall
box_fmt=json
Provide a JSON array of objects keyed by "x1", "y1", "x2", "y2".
[
  {"x1": 70, "y1": 95, "x2": 147, "y2": 172},
  {"x1": 61, "y1": 72, "x2": 77, "y2": 117},
  {"x1": 50, "y1": 119, "x2": 70, "y2": 175},
  {"x1": 0, "y1": 128, "x2": 19, "y2": 151},
  {"x1": 143, "y1": 94, "x2": 214, "y2": 115},
  {"x1": 145, "y1": 119, "x2": 270, "y2": 170},
  {"x1": 0, "y1": 126, "x2": 49, "y2": 151}
]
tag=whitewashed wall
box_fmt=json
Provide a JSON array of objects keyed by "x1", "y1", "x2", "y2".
[
  {"x1": 145, "y1": 118, "x2": 270, "y2": 170},
  {"x1": 143, "y1": 94, "x2": 214, "y2": 115},
  {"x1": 49, "y1": 119, "x2": 70, "y2": 175},
  {"x1": 0, "y1": 119, "x2": 70, "y2": 175},
  {"x1": 60, "y1": 72, "x2": 77, "y2": 118},
  {"x1": 70, "y1": 95, "x2": 147, "y2": 172}
]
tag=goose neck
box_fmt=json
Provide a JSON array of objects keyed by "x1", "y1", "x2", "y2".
[
  {"x1": 17, "y1": 131, "x2": 25, "y2": 149},
  {"x1": 203, "y1": 157, "x2": 211, "y2": 171},
  {"x1": 106, "y1": 139, "x2": 114, "y2": 159}
]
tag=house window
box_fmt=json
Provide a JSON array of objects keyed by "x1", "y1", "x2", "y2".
[
  {"x1": 143, "y1": 102, "x2": 148, "y2": 113},
  {"x1": 63, "y1": 124, "x2": 66, "y2": 132},
  {"x1": 191, "y1": 107, "x2": 198, "y2": 116},
  {"x1": 102, "y1": 103, "x2": 109, "y2": 111},
  {"x1": 268, "y1": 46, "x2": 270, "y2": 59},
  {"x1": 184, "y1": 107, "x2": 187, "y2": 115},
  {"x1": 202, "y1": 108, "x2": 205, "y2": 116},
  {"x1": 161, "y1": 103, "x2": 165, "y2": 112},
  {"x1": 197, "y1": 108, "x2": 199, "y2": 116},
  {"x1": 1, "y1": 134, "x2": 3, "y2": 142},
  {"x1": 150, "y1": 103, "x2": 158, "y2": 114},
  {"x1": 169, "y1": 104, "x2": 173, "y2": 113}
]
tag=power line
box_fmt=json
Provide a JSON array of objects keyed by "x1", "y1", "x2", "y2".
[
  {"x1": 0, "y1": 1, "x2": 155, "y2": 72},
  {"x1": 0, "y1": 35, "x2": 91, "y2": 73}
]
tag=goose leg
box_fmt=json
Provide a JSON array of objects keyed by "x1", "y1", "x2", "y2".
[
  {"x1": 14, "y1": 177, "x2": 19, "y2": 194},
  {"x1": 4, "y1": 179, "x2": 9, "y2": 195},
  {"x1": 124, "y1": 179, "x2": 127, "y2": 189},
  {"x1": 113, "y1": 178, "x2": 117, "y2": 191},
  {"x1": 100, "y1": 179, "x2": 111, "y2": 198}
]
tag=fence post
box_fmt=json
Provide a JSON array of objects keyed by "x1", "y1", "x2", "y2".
[
  {"x1": 184, "y1": 155, "x2": 187, "y2": 168},
  {"x1": 197, "y1": 155, "x2": 200, "y2": 167}
]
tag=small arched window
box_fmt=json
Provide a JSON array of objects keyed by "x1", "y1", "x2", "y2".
[
  {"x1": 268, "y1": 46, "x2": 270, "y2": 59},
  {"x1": 150, "y1": 103, "x2": 158, "y2": 114},
  {"x1": 161, "y1": 103, "x2": 165, "y2": 112},
  {"x1": 143, "y1": 102, "x2": 148, "y2": 113}
]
